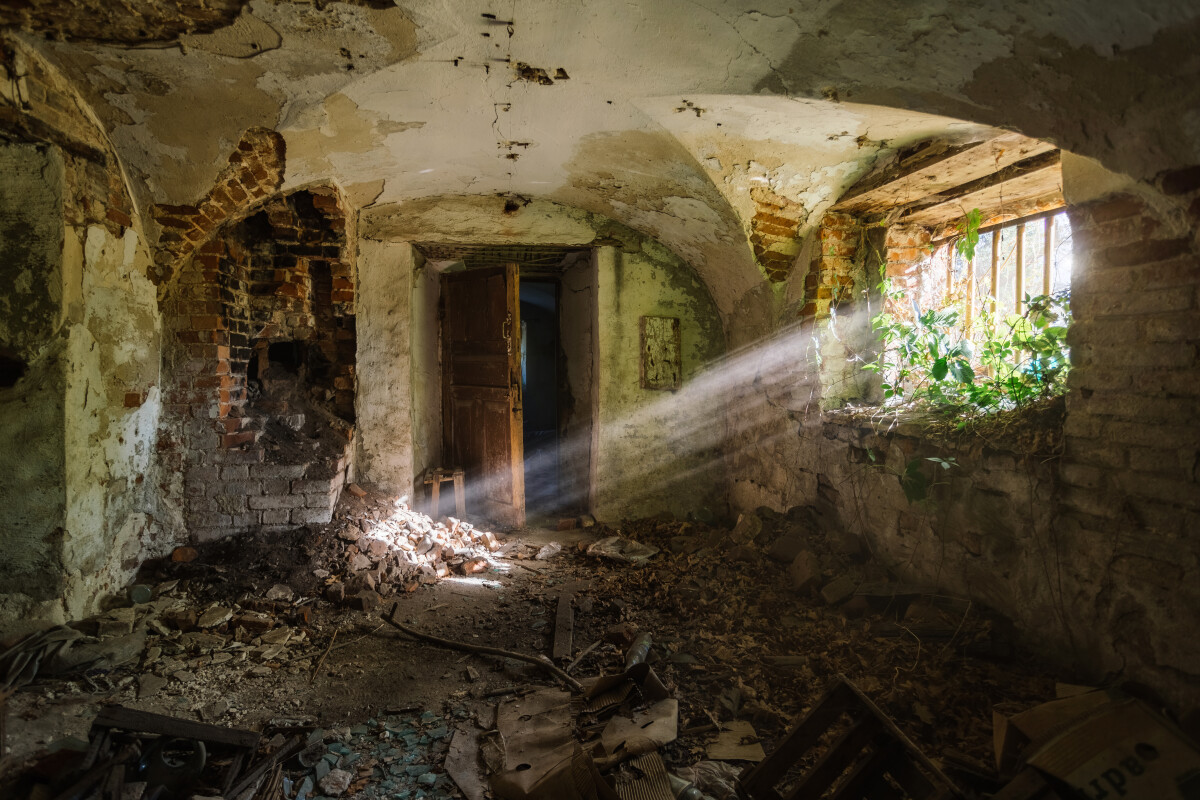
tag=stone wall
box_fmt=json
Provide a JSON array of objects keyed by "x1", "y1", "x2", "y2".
[
  {"x1": 727, "y1": 176, "x2": 1200, "y2": 709},
  {"x1": 1056, "y1": 183, "x2": 1200, "y2": 706}
]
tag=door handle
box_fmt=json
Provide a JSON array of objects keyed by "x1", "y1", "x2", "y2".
[{"x1": 501, "y1": 313, "x2": 513, "y2": 354}]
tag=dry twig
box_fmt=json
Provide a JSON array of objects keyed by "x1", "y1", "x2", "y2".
[{"x1": 381, "y1": 603, "x2": 585, "y2": 693}]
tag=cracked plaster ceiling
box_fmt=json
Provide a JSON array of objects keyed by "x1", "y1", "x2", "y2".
[{"x1": 16, "y1": 0, "x2": 1200, "y2": 316}]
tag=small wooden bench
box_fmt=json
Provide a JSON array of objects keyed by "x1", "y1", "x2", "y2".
[{"x1": 423, "y1": 467, "x2": 465, "y2": 519}]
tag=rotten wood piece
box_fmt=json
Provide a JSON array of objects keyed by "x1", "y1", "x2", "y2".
[
  {"x1": 833, "y1": 133, "x2": 1055, "y2": 215},
  {"x1": 898, "y1": 150, "x2": 1061, "y2": 225},
  {"x1": 739, "y1": 675, "x2": 962, "y2": 800},
  {"x1": 225, "y1": 735, "x2": 303, "y2": 799},
  {"x1": 382, "y1": 602, "x2": 585, "y2": 693},
  {"x1": 902, "y1": 156, "x2": 1063, "y2": 228},
  {"x1": 566, "y1": 639, "x2": 601, "y2": 674},
  {"x1": 92, "y1": 705, "x2": 261, "y2": 750},
  {"x1": 552, "y1": 585, "x2": 575, "y2": 662}
]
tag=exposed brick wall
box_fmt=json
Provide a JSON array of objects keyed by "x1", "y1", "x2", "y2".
[
  {"x1": 150, "y1": 127, "x2": 285, "y2": 285},
  {"x1": 0, "y1": 37, "x2": 134, "y2": 238},
  {"x1": 750, "y1": 186, "x2": 806, "y2": 282},
  {"x1": 245, "y1": 189, "x2": 355, "y2": 418},
  {"x1": 1059, "y1": 188, "x2": 1200, "y2": 703},
  {"x1": 800, "y1": 212, "x2": 862, "y2": 322},
  {"x1": 883, "y1": 223, "x2": 942, "y2": 322},
  {"x1": 159, "y1": 187, "x2": 356, "y2": 542}
]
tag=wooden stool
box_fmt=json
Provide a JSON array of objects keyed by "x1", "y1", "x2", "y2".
[{"x1": 423, "y1": 467, "x2": 465, "y2": 519}]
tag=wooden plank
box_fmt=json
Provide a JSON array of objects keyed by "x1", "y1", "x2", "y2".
[
  {"x1": 830, "y1": 739, "x2": 901, "y2": 799},
  {"x1": 902, "y1": 160, "x2": 1063, "y2": 228},
  {"x1": 833, "y1": 133, "x2": 1055, "y2": 214},
  {"x1": 503, "y1": 262, "x2": 526, "y2": 529},
  {"x1": 552, "y1": 585, "x2": 575, "y2": 662},
  {"x1": 833, "y1": 138, "x2": 985, "y2": 210},
  {"x1": 740, "y1": 681, "x2": 858, "y2": 794},
  {"x1": 786, "y1": 715, "x2": 881, "y2": 799},
  {"x1": 898, "y1": 150, "x2": 1060, "y2": 220},
  {"x1": 92, "y1": 705, "x2": 261, "y2": 749}
]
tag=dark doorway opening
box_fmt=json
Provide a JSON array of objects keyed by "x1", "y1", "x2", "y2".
[{"x1": 520, "y1": 281, "x2": 560, "y2": 513}]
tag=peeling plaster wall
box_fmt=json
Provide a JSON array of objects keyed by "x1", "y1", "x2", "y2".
[
  {"x1": 355, "y1": 239, "x2": 416, "y2": 496},
  {"x1": 559, "y1": 257, "x2": 597, "y2": 510},
  {"x1": 0, "y1": 167, "x2": 163, "y2": 634},
  {"x1": 593, "y1": 245, "x2": 726, "y2": 521},
  {"x1": 410, "y1": 256, "x2": 442, "y2": 495},
  {"x1": 0, "y1": 39, "x2": 165, "y2": 634},
  {"x1": 62, "y1": 225, "x2": 162, "y2": 622}
]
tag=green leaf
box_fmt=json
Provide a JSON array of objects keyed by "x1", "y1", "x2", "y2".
[
  {"x1": 949, "y1": 359, "x2": 975, "y2": 384},
  {"x1": 931, "y1": 358, "x2": 948, "y2": 381}
]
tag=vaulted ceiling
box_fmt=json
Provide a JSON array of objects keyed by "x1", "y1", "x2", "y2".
[{"x1": 8, "y1": 0, "x2": 1200, "y2": 316}]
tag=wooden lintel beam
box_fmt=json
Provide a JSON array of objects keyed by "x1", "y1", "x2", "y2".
[
  {"x1": 898, "y1": 150, "x2": 1060, "y2": 219},
  {"x1": 832, "y1": 132, "x2": 1055, "y2": 214},
  {"x1": 902, "y1": 160, "x2": 1063, "y2": 229}
]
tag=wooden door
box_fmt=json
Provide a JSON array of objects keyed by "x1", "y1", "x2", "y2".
[{"x1": 441, "y1": 263, "x2": 525, "y2": 527}]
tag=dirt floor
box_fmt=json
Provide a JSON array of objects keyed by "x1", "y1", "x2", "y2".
[{"x1": 1, "y1": 487, "x2": 1067, "y2": 798}]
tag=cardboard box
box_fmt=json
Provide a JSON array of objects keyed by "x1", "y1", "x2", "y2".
[{"x1": 1026, "y1": 699, "x2": 1200, "y2": 799}]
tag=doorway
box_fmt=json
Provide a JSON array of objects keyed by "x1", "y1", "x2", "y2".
[
  {"x1": 519, "y1": 281, "x2": 560, "y2": 514},
  {"x1": 427, "y1": 244, "x2": 596, "y2": 529}
]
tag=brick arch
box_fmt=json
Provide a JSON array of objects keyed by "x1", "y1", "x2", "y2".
[{"x1": 150, "y1": 126, "x2": 285, "y2": 284}]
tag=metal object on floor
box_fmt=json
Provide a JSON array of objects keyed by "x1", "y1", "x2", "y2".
[
  {"x1": 739, "y1": 675, "x2": 962, "y2": 800},
  {"x1": 423, "y1": 467, "x2": 466, "y2": 518}
]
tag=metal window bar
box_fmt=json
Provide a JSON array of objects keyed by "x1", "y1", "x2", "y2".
[
  {"x1": 1043, "y1": 215, "x2": 1054, "y2": 296},
  {"x1": 1014, "y1": 222, "x2": 1025, "y2": 315},
  {"x1": 975, "y1": 216, "x2": 1062, "y2": 321}
]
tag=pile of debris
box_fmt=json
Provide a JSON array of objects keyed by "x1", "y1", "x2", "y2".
[
  {"x1": 5, "y1": 705, "x2": 300, "y2": 800},
  {"x1": 291, "y1": 709, "x2": 461, "y2": 800},
  {"x1": 521, "y1": 507, "x2": 1045, "y2": 778},
  {"x1": 317, "y1": 502, "x2": 502, "y2": 611}
]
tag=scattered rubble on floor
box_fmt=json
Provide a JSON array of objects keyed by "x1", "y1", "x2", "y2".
[{"x1": 3, "y1": 491, "x2": 1198, "y2": 800}]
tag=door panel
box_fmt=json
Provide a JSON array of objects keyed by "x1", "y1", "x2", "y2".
[{"x1": 442, "y1": 264, "x2": 525, "y2": 527}]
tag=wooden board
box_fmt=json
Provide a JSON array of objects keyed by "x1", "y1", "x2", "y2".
[
  {"x1": 833, "y1": 132, "x2": 1056, "y2": 215},
  {"x1": 552, "y1": 585, "x2": 575, "y2": 662},
  {"x1": 442, "y1": 264, "x2": 525, "y2": 528},
  {"x1": 92, "y1": 704, "x2": 260, "y2": 749},
  {"x1": 902, "y1": 160, "x2": 1063, "y2": 228}
]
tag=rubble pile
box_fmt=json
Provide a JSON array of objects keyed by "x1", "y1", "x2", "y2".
[
  {"x1": 8, "y1": 489, "x2": 1197, "y2": 800},
  {"x1": 316, "y1": 503, "x2": 502, "y2": 612},
  {"x1": 527, "y1": 506, "x2": 1052, "y2": 775}
]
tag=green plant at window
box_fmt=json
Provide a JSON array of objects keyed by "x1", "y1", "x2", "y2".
[{"x1": 863, "y1": 281, "x2": 1071, "y2": 414}]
